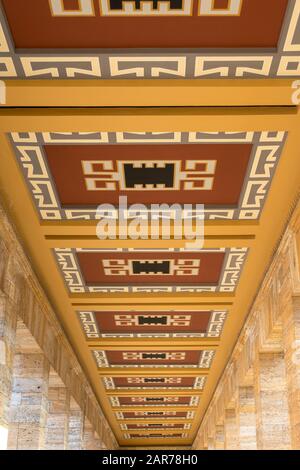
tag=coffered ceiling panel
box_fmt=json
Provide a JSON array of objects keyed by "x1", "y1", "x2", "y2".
[
  {"x1": 77, "y1": 310, "x2": 227, "y2": 339},
  {"x1": 1, "y1": 0, "x2": 300, "y2": 78},
  {"x1": 125, "y1": 433, "x2": 188, "y2": 440},
  {"x1": 102, "y1": 376, "x2": 206, "y2": 389},
  {"x1": 8, "y1": 131, "x2": 286, "y2": 221}
]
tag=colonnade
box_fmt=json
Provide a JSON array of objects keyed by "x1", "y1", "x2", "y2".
[{"x1": 0, "y1": 204, "x2": 117, "y2": 450}]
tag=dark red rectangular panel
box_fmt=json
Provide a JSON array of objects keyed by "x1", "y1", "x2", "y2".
[
  {"x1": 94, "y1": 311, "x2": 211, "y2": 334},
  {"x1": 44, "y1": 143, "x2": 252, "y2": 207},
  {"x1": 77, "y1": 251, "x2": 225, "y2": 286},
  {"x1": 2, "y1": 0, "x2": 288, "y2": 48}
]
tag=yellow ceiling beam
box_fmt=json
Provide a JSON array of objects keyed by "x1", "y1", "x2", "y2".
[
  {"x1": 121, "y1": 429, "x2": 192, "y2": 437},
  {"x1": 98, "y1": 368, "x2": 210, "y2": 376},
  {"x1": 42, "y1": 220, "x2": 259, "y2": 237},
  {"x1": 44, "y1": 235, "x2": 255, "y2": 249},
  {"x1": 91, "y1": 344, "x2": 218, "y2": 351},
  {"x1": 73, "y1": 303, "x2": 231, "y2": 311},
  {"x1": 112, "y1": 406, "x2": 198, "y2": 413},
  {"x1": 0, "y1": 106, "x2": 297, "y2": 132},
  {"x1": 70, "y1": 293, "x2": 234, "y2": 303},
  {"x1": 99, "y1": 372, "x2": 209, "y2": 378},
  {"x1": 3, "y1": 79, "x2": 296, "y2": 107},
  {"x1": 88, "y1": 338, "x2": 220, "y2": 347},
  {"x1": 119, "y1": 419, "x2": 194, "y2": 425}
]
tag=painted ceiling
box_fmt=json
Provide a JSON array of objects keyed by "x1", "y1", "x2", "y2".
[
  {"x1": 0, "y1": 0, "x2": 300, "y2": 450},
  {"x1": 2, "y1": 121, "x2": 296, "y2": 446},
  {"x1": 9, "y1": 131, "x2": 285, "y2": 220}
]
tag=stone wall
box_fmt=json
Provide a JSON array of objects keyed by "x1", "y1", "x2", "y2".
[
  {"x1": 0, "y1": 203, "x2": 118, "y2": 450},
  {"x1": 193, "y1": 199, "x2": 300, "y2": 450}
]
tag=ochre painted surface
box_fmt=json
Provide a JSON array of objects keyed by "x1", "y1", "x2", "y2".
[{"x1": 102, "y1": 349, "x2": 203, "y2": 366}]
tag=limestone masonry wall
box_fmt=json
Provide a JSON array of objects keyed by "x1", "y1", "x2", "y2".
[{"x1": 0, "y1": 202, "x2": 118, "y2": 450}]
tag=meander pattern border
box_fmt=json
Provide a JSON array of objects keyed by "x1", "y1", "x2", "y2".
[{"x1": 1, "y1": 1, "x2": 300, "y2": 78}]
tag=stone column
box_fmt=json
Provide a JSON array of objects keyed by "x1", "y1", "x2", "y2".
[
  {"x1": 99, "y1": 421, "x2": 106, "y2": 449},
  {"x1": 201, "y1": 428, "x2": 209, "y2": 450},
  {"x1": 0, "y1": 241, "x2": 18, "y2": 450},
  {"x1": 67, "y1": 397, "x2": 84, "y2": 450},
  {"x1": 254, "y1": 352, "x2": 291, "y2": 449},
  {"x1": 202, "y1": 440, "x2": 208, "y2": 450},
  {"x1": 224, "y1": 408, "x2": 239, "y2": 450},
  {"x1": 0, "y1": 206, "x2": 117, "y2": 450},
  {"x1": 207, "y1": 434, "x2": 216, "y2": 450},
  {"x1": 283, "y1": 297, "x2": 300, "y2": 448},
  {"x1": 45, "y1": 369, "x2": 70, "y2": 450},
  {"x1": 7, "y1": 321, "x2": 49, "y2": 450},
  {"x1": 83, "y1": 417, "x2": 100, "y2": 450},
  {"x1": 215, "y1": 424, "x2": 225, "y2": 450},
  {"x1": 194, "y1": 433, "x2": 205, "y2": 450},
  {"x1": 0, "y1": 297, "x2": 17, "y2": 449},
  {"x1": 207, "y1": 437, "x2": 215, "y2": 450},
  {"x1": 238, "y1": 386, "x2": 257, "y2": 449}
]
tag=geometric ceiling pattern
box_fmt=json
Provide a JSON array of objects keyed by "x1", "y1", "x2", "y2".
[
  {"x1": 9, "y1": 131, "x2": 286, "y2": 221},
  {"x1": 109, "y1": 396, "x2": 200, "y2": 406},
  {"x1": 5, "y1": 114, "x2": 288, "y2": 444},
  {"x1": 0, "y1": 0, "x2": 299, "y2": 449},
  {"x1": 77, "y1": 310, "x2": 227, "y2": 338},
  {"x1": 116, "y1": 411, "x2": 195, "y2": 419},
  {"x1": 1, "y1": 1, "x2": 300, "y2": 79},
  {"x1": 54, "y1": 248, "x2": 248, "y2": 294},
  {"x1": 92, "y1": 349, "x2": 214, "y2": 368},
  {"x1": 101, "y1": 376, "x2": 207, "y2": 389}
]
